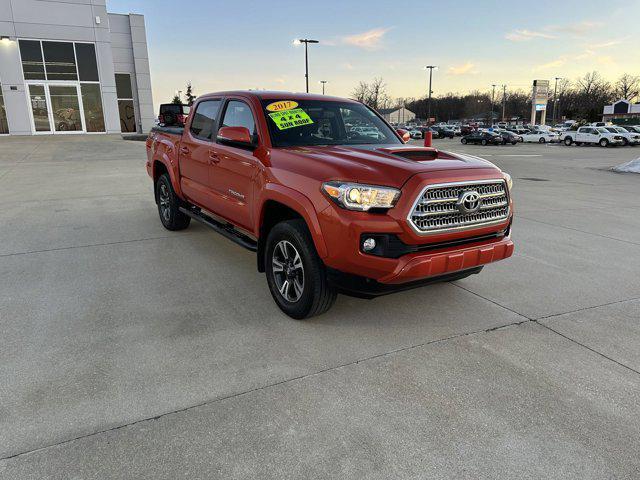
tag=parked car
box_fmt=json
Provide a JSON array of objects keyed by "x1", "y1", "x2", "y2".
[
  {"x1": 146, "y1": 91, "x2": 514, "y2": 319},
  {"x1": 603, "y1": 126, "x2": 640, "y2": 146},
  {"x1": 159, "y1": 103, "x2": 191, "y2": 126},
  {"x1": 351, "y1": 126, "x2": 384, "y2": 140},
  {"x1": 520, "y1": 131, "x2": 560, "y2": 143},
  {"x1": 409, "y1": 129, "x2": 423, "y2": 139},
  {"x1": 498, "y1": 130, "x2": 522, "y2": 145},
  {"x1": 461, "y1": 131, "x2": 503, "y2": 145},
  {"x1": 432, "y1": 126, "x2": 455, "y2": 139},
  {"x1": 561, "y1": 126, "x2": 625, "y2": 147},
  {"x1": 624, "y1": 125, "x2": 640, "y2": 134},
  {"x1": 461, "y1": 125, "x2": 475, "y2": 136}
]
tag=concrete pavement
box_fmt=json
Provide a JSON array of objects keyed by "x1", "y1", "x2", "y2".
[{"x1": 1, "y1": 135, "x2": 639, "y2": 479}]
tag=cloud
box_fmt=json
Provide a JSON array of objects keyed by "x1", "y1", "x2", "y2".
[
  {"x1": 343, "y1": 28, "x2": 390, "y2": 50},
  {"x1": 447, "y1": 62, "x2": 477, "y2": 75},
  {"x1": 549, "y1": 21, "x2": 601, "y2": 36},
  {"x1": 505, "y1": 29, "x2": 556, "y2": 42},
  {"x1": 343, "y1": 62, "x2": 355, "y2": 70},
  {"x1": 588, "y1": 38, "x2": 624, "y2": 50},
  {"x1": 532, "y1": 58, "x2": 567, "y2": 72}
]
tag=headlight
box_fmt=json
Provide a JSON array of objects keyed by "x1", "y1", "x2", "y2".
[
  {"x1": 504, "y1": 173, "x2": 513, "y2": 191},
  {"x1": 322, "y1": 181, "x2": 400, "y2": 211}
]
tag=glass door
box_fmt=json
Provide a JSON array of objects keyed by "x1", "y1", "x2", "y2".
[
  {"x1": 28, "y1": 84, "x2": 52, "y2": 133},
  {"x1": 48, "y1": 84, "x2": 84, "y2": 133}
]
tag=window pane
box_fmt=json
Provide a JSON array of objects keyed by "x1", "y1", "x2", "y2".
[
  {"x1": 222, "y1": 101, "x2": 255, "y2": 134},
  {"x1": 42, "y1": 41, "x2": 77, "y2": 81},
  {"x1": 28, "y1": 85, "x2": 51, "y2": 132},
  {"x1": 190, "y1": 100, "x2": 221, "y2": 140},
  {"x1": 118, "y1": 99, "x2": 136, "y2": 132},
  {"x1": 50, "y1": 86, "x2": 82, "y2": 132},
  {"x1": 19, "y1": 40, "x2": 45, "y2": 80},
  {"x1": 75, "y1": 43, "x2": 99, "y2": 82},
  {"x1": 81, "y1": 83, "x2": 105, "y2": 132},
  {"x1": 0, "y1": 86, "x2": 8, "y2": 134},
  {"x1": 115, "y1": 74, "x2": 133, "y2": 99}
]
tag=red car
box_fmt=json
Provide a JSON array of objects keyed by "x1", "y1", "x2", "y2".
[{"x1": 146, "y1": 91, "x2": 514, "y2": 319}]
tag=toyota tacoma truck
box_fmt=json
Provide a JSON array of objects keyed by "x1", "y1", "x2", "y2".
[{"x1": 146, "y1": 91, "x2": 514, "y2": 319}]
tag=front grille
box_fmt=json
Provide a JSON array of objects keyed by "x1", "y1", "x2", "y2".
[{"x1": 408, "y1": 180, "x2": 509, "y2": 234}]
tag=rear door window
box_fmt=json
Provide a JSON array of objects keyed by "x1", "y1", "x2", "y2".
[{"x1": 190, "y1": 100, "x2": 221, "y2": 140}]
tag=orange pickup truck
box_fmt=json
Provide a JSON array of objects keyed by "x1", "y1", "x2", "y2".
[{"x1": 146, "y1": 91, "x2": 514, "y2": 319}]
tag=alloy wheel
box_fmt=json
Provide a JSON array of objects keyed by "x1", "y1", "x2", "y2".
[
  {"x1": 272, "y1": 240, "x2": 305, "y2": 303},
  {"x1": 158, "y1": 182, "x2": 171, "y2": 223}
]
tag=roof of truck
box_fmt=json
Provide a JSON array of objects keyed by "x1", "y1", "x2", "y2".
[{"x1": 198, "y1": 90, "x2": 358, "y2": 103}]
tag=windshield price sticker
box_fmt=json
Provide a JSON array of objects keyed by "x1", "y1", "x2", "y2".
[
  {"x1": 265, "y1": 100, "x2": 299, "y2": 112},
  {"x1": 269, "y1": 108, "x2": 314, "y2": 130}
]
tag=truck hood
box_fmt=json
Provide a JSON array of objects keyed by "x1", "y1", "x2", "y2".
[{"x1": 270, "y1": 144, "x2": 498, "y2": 188}]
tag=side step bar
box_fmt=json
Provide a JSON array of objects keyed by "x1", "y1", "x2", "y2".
[{"x1": 179, "y1": 207, "x2": 257, "y2": 252}]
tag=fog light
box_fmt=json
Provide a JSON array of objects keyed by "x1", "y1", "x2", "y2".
[{"x1": 362, "y1": 237, "x2": 376, "y2": 252}]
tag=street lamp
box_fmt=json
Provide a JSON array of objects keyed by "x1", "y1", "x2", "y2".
[
  {"x1": 491, "y1": 84, "x2": 497, "y2": 126},
  {"x1": 552, "y1": 77, "x2": 563, "y2": 126},
  {"x1": 293, "y1": 38, "x2": 319, "y2": 93},
  {"x1": 423, "y1": 66, "x2": 438, "y2": 124},
  {"x1": 501, "y1": 85, "x2": 507, "y2": 122},
  {"x1": 319, "y1": 80, "x2": 328, "y2": 95}
]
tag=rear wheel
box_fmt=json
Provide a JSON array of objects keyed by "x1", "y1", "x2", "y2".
[
  {"x1": 481, "y1": 139, "x2": 488, "y2": 146},
  {"x1": 511, "y1": 141, "x2": 517, "y2": 145},
  {"x1": 265, "y1": 219, "x2": 337, "y2": 319},
  {"x1": 599, "y1": 138, "x2": 609, "y2": 147},
  {"x1": 155, "y1": 173, "x2": 191, "y2": 231},
  {"x1": 539, "y1": 137, "x2": 546, "y2": 143},
  {"x1": 461, "y1": 138, "x2": 467, "y2": 144},
  {"x1": 564, "y1": 137, "x2": 573, "y2": 146}
]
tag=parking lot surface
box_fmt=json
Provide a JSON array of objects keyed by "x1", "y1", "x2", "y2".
[{"x1": 1, "y1": 135, "x2": 639, "y2": 479}]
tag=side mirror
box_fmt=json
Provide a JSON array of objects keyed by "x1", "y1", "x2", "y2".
[
  {"x1": 396, "y1": 128, "x2": 411, "y2": 143},
  {"x1": 217, "y1": 126, "x2": 256, "y2": 149}
]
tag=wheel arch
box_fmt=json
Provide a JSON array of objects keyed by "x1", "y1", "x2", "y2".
[{"x1": 256, "y1": 186, "x2": 328, "y2": 272}]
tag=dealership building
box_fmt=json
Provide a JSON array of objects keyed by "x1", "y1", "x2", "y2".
[{"x1": 0, "y1": 0, "x2": 154, "y2": 135}]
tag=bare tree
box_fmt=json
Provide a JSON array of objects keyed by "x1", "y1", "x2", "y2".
[
  {"x1": 614, "y1": 73, "x2": 640, "y2": 102},
  {"x1": 350, "y1": 78, "x2": 391, "y2": 110}
]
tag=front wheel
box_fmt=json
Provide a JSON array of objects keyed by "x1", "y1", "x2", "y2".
[
  {"x1": 539, "y1": 137, "x2": 546, "y2": 143},
  {"x1": 564, "y1": 137, "x2": 573, "y2": 146},
  {"x1": 155, "y1": 173, "x2": 191, "y2": 230},
  {"x1": 481, "y1": 139, "x2": 488, "y2": 146},
  {"x1": 461, "y1": 138, "x2": 467, "y2": 144},
  {"x1": 599, "y1": 138, "x2": 609, "y2": 147},
  {"x1": 265, "y1": 219, "x2": 337, "y2": 319}
]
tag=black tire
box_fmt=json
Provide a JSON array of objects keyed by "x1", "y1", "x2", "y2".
[
  {"x1": 539, "y1": 137, "x2": 546, "y2": 143},
  {"x1": 622, "y1": 138, "x2": 629, "y2": 146},
  {"x1": 481, "y1": 139, "x2": 488, "y2": 146},
  {"x1": 599, "y1": 138, "x2": 609, "y2": 147},
  {"x1": 155, "y1": 173, "x2": 191, "y2": 231},
  {"x1": 564, "y1": 137, "x2": 573, "y2": 146},
  {"x1": 265, "y1": 219, "x2": 337, "y2": 319},
  {"x1": 511, "y1": 141, "x2": 517, "y2": 145},
  {"x1": 461, "y1": 138, "x2": 467, "y2": 144}
]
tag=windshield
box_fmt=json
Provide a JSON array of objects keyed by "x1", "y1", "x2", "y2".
[{"x1": 261, "y1": 100, "x2": 401, "y2": 147}]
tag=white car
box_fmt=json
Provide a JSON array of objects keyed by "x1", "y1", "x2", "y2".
[
  {"x1": 520, "y1": 131, "x2": 560, "y2": 143},
  {"x1": 604, "y1": 126, "x2": 640, "y2": 146},
  {"x1": 562, "y1": 126, "x2": 625, "y2": 147},
  {"x1": 625, "y1": 125, "x2": 640, "y2": 134},
  {"x1": 409, "y1": 129, "x2": 423, "y2": 139},
  {"x1": 350, "y1": 126, "x2": 384, "y2": 140}
]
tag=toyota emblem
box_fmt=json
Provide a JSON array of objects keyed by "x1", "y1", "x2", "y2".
[{"x1": 457, "y1": 190, "x2": 481, "y2": 214}]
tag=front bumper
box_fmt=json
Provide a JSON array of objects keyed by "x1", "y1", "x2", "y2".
[{"x1": 317, "y1": 169, "x2": 514, "y2": 284}]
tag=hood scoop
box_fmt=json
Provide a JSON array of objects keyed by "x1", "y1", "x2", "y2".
[{"x1": 378, "y1": 147, "x2": 457, "y2": 162}]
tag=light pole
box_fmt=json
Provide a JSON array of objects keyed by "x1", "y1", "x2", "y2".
[
  {"x1": 491, "y1": 84, "x2": 497, "y2": 126},
  {"x1": 423, "y1": 66, "x2": 438, "y2": 124},
  {"x1": 319, "y1": 80, "x2": 328, "y2": 95},
  {"x1": 501, "y1": 85, "x2": 507, "y2": 122},
  {"x1": 552, "y1": 77, "x2": 562, "y2": 126},
  {"x1": 294, "y1": 38, "x2": 319, "y2": 93}
]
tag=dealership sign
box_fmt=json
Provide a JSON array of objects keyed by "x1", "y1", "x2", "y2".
[{"x1": 531, "y1": 79, "x2": 550, "y2": 124}]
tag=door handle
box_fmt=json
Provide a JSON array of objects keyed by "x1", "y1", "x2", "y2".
[
  {"x1": 208, "y1": 150, "x2": 220, "y2": 164},
  {"x1": 180, "y1": 146, "x2": 190, "y2": 155}
]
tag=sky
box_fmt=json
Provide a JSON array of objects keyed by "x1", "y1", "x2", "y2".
[{"x1": 107, "y1": 0, "x2": 640, "y2": 111}]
